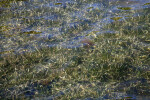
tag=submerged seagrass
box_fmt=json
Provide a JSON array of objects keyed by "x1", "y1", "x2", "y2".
[{"x1": 0, "y1": 0, "x2": 150, "y2": 99}]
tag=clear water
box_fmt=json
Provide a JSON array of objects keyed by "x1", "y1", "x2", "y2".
[
  {"x1": 0, "y1": 0, "x2": 150, "y2": 99},
  {"x1": 0, "y1": 0, "x2": 149, "y2": 55}
]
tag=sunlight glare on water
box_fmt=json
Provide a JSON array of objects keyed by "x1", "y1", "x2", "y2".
[
  {"x1": 0, "y1": 0, "x2": 149, "y2": 55},
  {"x1": 0, "y1": 0, "x2": 150, "y2": 99}
]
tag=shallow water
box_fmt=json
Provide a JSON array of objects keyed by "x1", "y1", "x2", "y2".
[
  {"x1": 0, "y1": 0, "x2": 149, "y2": 55},
  {"x1": 0, "y1": 0, "x2": 150, "y2": 99}
]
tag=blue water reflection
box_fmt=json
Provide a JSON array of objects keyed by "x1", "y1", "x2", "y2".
[
  {"x1": 0, "y1": 0, "x2": 150, "y2": 55},
  {"x1": 0, "y1": 0, "x2": 150, "y2": 99}
]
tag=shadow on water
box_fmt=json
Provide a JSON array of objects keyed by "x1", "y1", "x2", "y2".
[{"x1": 0, "y1": 0, "x2": 150, "y2": 99}]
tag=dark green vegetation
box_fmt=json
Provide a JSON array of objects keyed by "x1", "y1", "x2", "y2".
[
  {"x1": 0, "y1": 0, "x2": 27, "y2": 7},
  {"x1": 117, "y1": 7, "x2": 132, "y2": 10},
  {"x1": 0, "y1": 14, "x2": 150, "y2": 99},
  {"x1": 0, "y1": 0, "x2": 150, "y2": 99}
]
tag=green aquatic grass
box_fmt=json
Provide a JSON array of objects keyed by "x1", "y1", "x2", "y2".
[
  {"x1": 117, "y1": 7, "x2": 132, "y2": 10},
  {"x1": 0, "y1": 28, "x2": 149, "y2": 99},
  {"x1": 54, "y1": 3, "x2": 63, "y2": 5},
  {"x1": 0, "y1": 2, "x2": 150, "y2": 99},
  {"x1": 110, "y1": 17, "x2": 123, "y2": 21},
  {"x1": 143, "y1": 3, "x2": 150, "y2": 5},
  {"x1": 22, "y1": 31, "x2": 42, "y2": 34},
  {"x1": 0, "y1": 0, "x2": 27, "y2": 7}
]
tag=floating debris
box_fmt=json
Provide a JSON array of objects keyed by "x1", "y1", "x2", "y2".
[
  {"x1": 81, "y1": 38, "x2": 94, "y2": 48},
  {"x1": 117, "y1": 7, "x2": 132, "y2": 10},
  {"x1": 87, "y1": 7, "x2": 94, "y2": 9},
  {"x1": 22, "y1": 31, "x2": 42, "y2": 34},
  {"x1": 54, "y1": 3, "x2": 62, "y2": 5},
  {"x1": 111, "y1": 17, "x2": 122, "y2": 21}
]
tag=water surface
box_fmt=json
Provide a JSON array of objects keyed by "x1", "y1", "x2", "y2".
[
  {"x1": 0, "y1": 0, "x2": 149, "y2": 54},
  {"x1": 0, "y1": 0, "x2": 150, "y2": 99}
]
